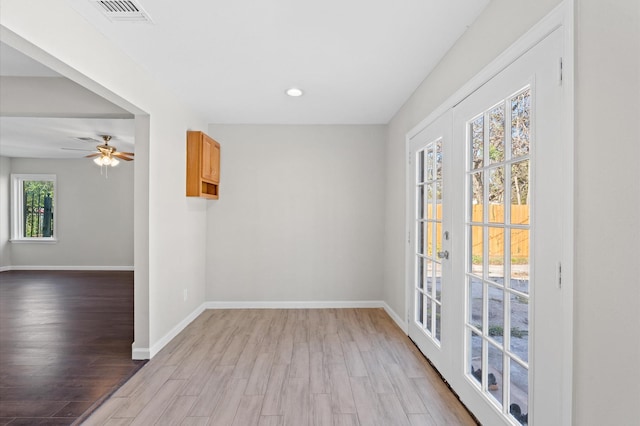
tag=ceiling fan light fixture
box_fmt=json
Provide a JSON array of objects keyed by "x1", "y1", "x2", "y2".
[{"x1": 93, "y1": 154, "x2": 119, "y2": 167}]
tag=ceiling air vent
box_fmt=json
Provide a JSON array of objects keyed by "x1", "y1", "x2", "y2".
[{"x1": 92, "y1": 0, "x2": 153, "y2": 22}]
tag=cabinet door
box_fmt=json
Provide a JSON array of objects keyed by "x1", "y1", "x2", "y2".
[{"x1": 201, "y1": 134, "x2": 219, "y2": 183}]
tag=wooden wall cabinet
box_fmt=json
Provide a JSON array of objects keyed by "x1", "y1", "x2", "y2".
[{"x1": 186, "y1": 130, "x2": 220, "y2": 199}]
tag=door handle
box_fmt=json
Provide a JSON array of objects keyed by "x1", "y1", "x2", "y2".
[{"x1": 437, "y1": 250, "x2": 449, "y2": 260}]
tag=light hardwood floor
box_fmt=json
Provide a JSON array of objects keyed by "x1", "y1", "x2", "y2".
[{"x1": 83, "y1": 309, "x2": 476, "y2": 426}]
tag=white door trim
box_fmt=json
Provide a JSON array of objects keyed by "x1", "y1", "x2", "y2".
[{"x1": 404, "y1": 2, "x2": 573, "y2": 424}]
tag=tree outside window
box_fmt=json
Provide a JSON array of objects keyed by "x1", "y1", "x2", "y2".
[{"x1": 11, "y1": 174, "x2": 57, "y2": 242}]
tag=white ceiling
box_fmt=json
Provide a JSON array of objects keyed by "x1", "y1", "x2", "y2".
[
  {"x1": 0, "y1": 116, "x2": 135, "y2": 159},
  {"x1": 68, "y1": 0, "x2": 490, "y2": 124}
]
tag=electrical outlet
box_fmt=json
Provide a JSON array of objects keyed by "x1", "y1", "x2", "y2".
[{"x1": 183, "y1": 289, "x2": 188, "y2": 302}]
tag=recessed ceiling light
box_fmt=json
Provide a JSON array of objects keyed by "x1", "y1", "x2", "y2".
[{"x1": 285, "y1": 88, "x2": 303, "y2": 97}]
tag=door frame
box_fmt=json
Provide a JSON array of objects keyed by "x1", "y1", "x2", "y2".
[{"x1": 404, "y1": 2, "x2": 574, "y2": 424}]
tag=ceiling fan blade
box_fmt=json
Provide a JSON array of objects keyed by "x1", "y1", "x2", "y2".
[
  {"x1": 85, "y1": 153, "x2": 100, "y2": 159},
  {"x1": 75, "y1": 137, "x2": 101, "y2": 143},
  {"x1": 115, "y1": 152, "x2": 135, "y2": 156},
  {"x1": 113, "y1": 153, "x2": 134, "y2": 161},
  {"x1": 61, "y1": 147, "x2": 95, "y2": 152}
]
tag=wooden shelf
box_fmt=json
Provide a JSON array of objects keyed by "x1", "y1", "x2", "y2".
[{"x1": 186, "y1": 130, "x2": 220, "y2": 199}]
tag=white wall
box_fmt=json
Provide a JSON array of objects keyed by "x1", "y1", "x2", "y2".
[
  {"x1": 573, "y1": 0, "x2": 640, "y2": 423},
  {"x1": 7, "y1": 157, "x2": 133, "y2": 268},
  {"x1": 1, "y1": 0, "x2": 209, "y2": 355},
  {"x1": 0, "y1": 156, "x2": 11, "y2": 268},
  {"x1": 206, "y1": 125, "x2": 386, "y2": 303}
]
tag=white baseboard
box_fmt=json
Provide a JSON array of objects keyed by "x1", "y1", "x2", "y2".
[
  {"x1": 1, "y1": 265, "x2": 134, "y2": 271},
  {"x1": 131, "y1": 346, "x2": 150, "y2": 360},
  {"x1": 204, "y1": 300, "x2": 385, "y2": 310},
  {"x1": 143, "y1": 302, "x2": 207, "y2": 359},
  {"x1": 382, "y1": 302, "x2": 408, "y2": 333}
]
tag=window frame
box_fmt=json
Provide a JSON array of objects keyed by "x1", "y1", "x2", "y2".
[{"x1": 10, "y1": 173, "x2": 58, "y2": 243}]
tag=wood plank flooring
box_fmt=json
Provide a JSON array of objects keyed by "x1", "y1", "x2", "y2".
[
  {"x1": 0, "y1": 271, "x2": 146, "y2": 425},
  {"x1": 85, "y1": 308, "x2": 476, "y2": 426}
]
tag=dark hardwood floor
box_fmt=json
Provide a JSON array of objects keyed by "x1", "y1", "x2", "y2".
[{"x1": 0, "y1": 271, "x2": 146, "y2": 425}]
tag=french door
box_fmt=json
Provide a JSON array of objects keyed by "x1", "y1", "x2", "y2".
[
  {"x1": 408, "y1": 28, "x2": 566, "y2": 425},
  {"x1": 408, "y1": 111, "x2": 452, "y2": 370}
]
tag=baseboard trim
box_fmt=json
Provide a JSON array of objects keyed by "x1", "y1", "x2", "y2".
[
  {"x1": 145, "y1": 302, "x2": 207, "y2": 359},
  {"x1": 382, "y1": 302, "x2": 408, "y2": 333},
  {"x1": 204, "y1": 300, "x2": 384, "y2": 310},
  {"x1": 131, "y1": 346, "x2": 150, "y2": 360},
  {"x1": 0, "y1": 265, "x2": 134, "y2": 271}
]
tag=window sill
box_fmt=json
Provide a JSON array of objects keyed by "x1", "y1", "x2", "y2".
[{"x1": 10, "y1": 238, "x2": 58, "y2": 244}]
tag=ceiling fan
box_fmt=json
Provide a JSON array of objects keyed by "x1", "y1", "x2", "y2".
[{"x1": 63, "y1": 134, "x2": 134, "y2": 167}]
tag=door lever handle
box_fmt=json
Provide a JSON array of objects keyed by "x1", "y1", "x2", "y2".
[{"x1": 437, "y1": 250, "x2": 449, "y2": 260}]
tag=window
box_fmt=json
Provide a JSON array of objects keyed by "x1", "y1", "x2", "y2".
[{"x1": 11, "y1": 174, "x2": 57, "y2": 242}]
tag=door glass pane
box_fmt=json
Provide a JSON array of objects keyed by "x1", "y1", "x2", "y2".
[
  {"x1": 488, "y1": 227, "x2": 504, "y2": 285},
  {"x1": 509, "y1": 360, "x2": 529, "y2": 426},
  {"x1": 426, "y1": 148, "x2": 434, "y2": 181},
  {"x1": 511, "y1": 89, "x2": 531, "y2": 159},
  {"x1": 417, "y1": 257, "x2": 424, "y2": 290},
  {"x1": 470, "y1": 172, "x2": 483, "y2": 222},
  {"x1": 416, "y1": 291, "x2": 424, "y2": 326},
  {"x1": 426, "y1": 222, "x2": 433, "y2": 257},
  {"x1": 425, "y1": 297, "x2": 432, "y2": 333},
  {"x1": 470, "y1": 331, "x2": 483, "y2": 387},
  {"x1": 489, "y1": 104, "x2": 505, "y2": 164},
  {"x1": 435, "y1": 261, "x2": 442, "y2": 301},
  {"x1": 471, "y1": 116, "x2": 484, "y2": 169},
  {"x1": 425, "y1": 259, "x2": 433, "y2": 294},
  {"x1": 510, "y1": 229, "x2": 529, "y2": 294},
  {"x1": 510, "y1": 293, "x2": 529, "y2": 363},
  {"x1": 417, "y1": 222, "x2": 424, "y2": 255},
  {"x1": 469, "y1": 277, "x2": 483, "y2": 331},
  {"x1": 470, "y1": 226, "x2": 483, "y2": 277},
  {"x1": 435, "y1": 302, "x2": 441, "y2": 341},
  {"x1": 435, "y1": 182, "x2": 443, "y2": 220},
  {"x1": 488, "y1": 342, "x2": 503, "y2": 406},
  {"x1": 488, "y1": 284, "x2": 504, "y2": 344},
  {"x1": 511, "y1": 161, "x2": 529, "y2": 224},
  {"x1": 435, "y1": 222, "x2": 443, "y2": 259},
  {"x1": 489, "y1": 167, "x2": 505, "y2": 222},
  {"x1": 436, "y1": 140, "x2": 443, "y2": 179},
  {"x1": 417, "y1": 185, "x2": 425, "y2": 219},
  {"x1": 426, "y1": 184, "x2": 434, "y2": 219}
]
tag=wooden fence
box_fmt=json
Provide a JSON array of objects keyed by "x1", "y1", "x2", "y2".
[
  {"x1": 425, "y1": 205, "x2": 529, "y2": 261},
  {"x1": 470, "y1": 205, "x2": 529, "y2": 260}
]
